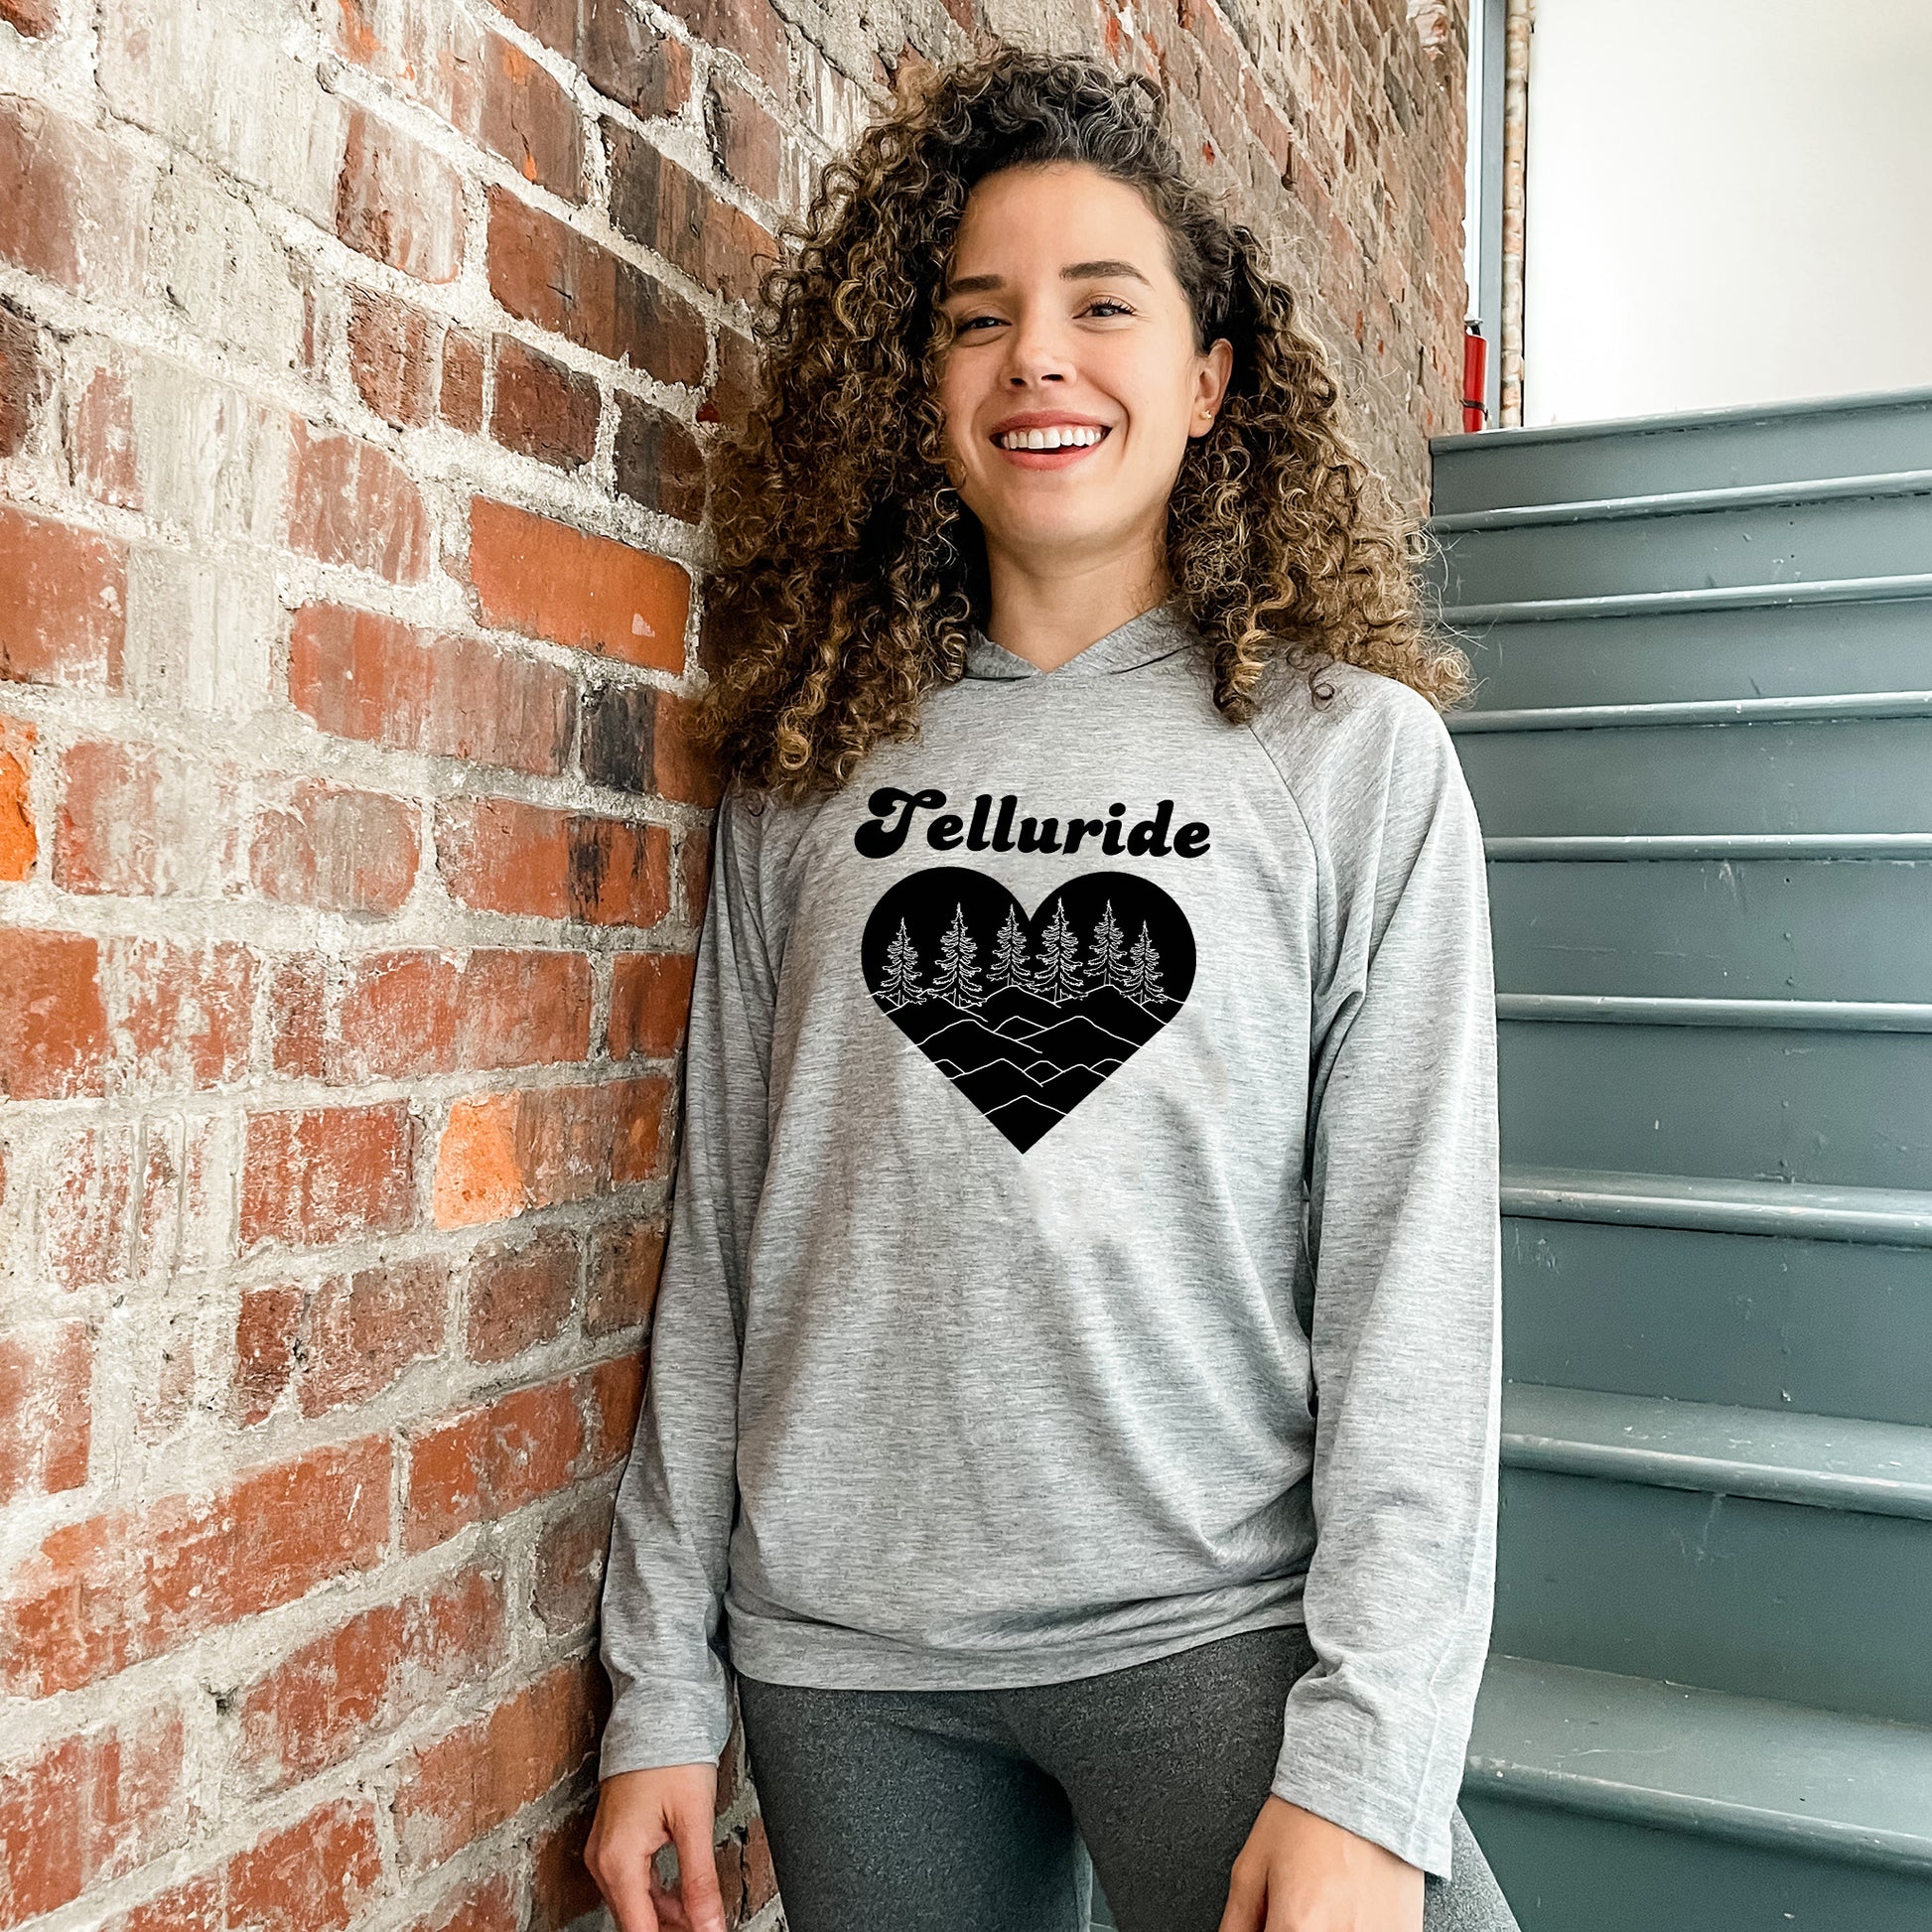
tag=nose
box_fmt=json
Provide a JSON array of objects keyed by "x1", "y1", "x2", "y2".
[{"x1": 1000, "y1": 308, "x2": 1071, "y2": 386}]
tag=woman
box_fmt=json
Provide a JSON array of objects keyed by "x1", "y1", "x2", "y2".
[{"x1": 585, "y1": 43, "x2": 1518, "y2": 1932}]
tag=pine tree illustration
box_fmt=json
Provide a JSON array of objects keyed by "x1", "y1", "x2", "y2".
[
  {"x1": 1125, "y1": 921, "x2": 1169, "y2": 1008},
  {"x1": 1036, "y1": 901, "x2": 1088, "y2": 1005},
  {"x1": 1087, "y1": 899, "x2": 1132, "y2": 990},
  {"x1": 878, "y1": 916, "x2": 926, "y2": 1010},
  {"x1": 931, "y1": 901, "x2": 986, "y2": 1008},
  {"x1": 989, "y1": 904, "x2": 1036, "y2": 990}
]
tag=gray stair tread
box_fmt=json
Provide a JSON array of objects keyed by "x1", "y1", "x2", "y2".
[
  {"x1": 1501, "y1": 1163, "x2": 1932, "y2": 1244},
  {"x1": 1431, "y1": 380, "x2": 1932, "y2": 453},
  {"x1": 1430, "y1": 466, "x2": 1932, "y2": 532},
  {"x1": 1502, "y1": 1383, "x2": 1932, "y2": 1517},
  {"x1": 1466, "y1": 1653, "x2": 1932, "y2": 1868}
]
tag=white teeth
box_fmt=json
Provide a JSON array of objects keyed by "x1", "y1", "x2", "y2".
[{"x1": 997, "y1": 425, "x2": 1106, "y2": 451}]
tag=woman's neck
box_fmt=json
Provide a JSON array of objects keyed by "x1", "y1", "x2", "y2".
[{"x1": 982, "y1": 553, "x2": 1173, "y2": 674}]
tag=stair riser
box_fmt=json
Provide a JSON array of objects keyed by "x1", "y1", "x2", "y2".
[
  {"x1": 1495, "y1": 1468, "x2": 1932, "y2": 1723},
  {"x1": 1504, "y1": 1217, "x2": 1932, "y2": 1428},
  {"x1": 1500, "y1": 1022, "x2": 1932, "y2": 1194},
  {"x1": 1488, "y1": 859, "x2": 1932, "y2": 1003},
  {"x1": 1457, "y1": 715, "x2": 1932, "y2": 837},
  {"x1": 1446, "y1": 594, "x2": 1932, "y2": 711},
  {"x1": 1458, "y1": 1792, "x2": 1932, "y2": 1932},
  {"x1": 1431, "y1": 488, "x2": 1932, "y2": 606},
  {"x1": 1431, "y1": 398, "x2": 1932, "y2": 514}
]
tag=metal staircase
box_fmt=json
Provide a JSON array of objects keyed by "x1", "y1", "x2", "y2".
[{"x1": 1431, "y1": 386, "x2": 1932, "y2": 1932}]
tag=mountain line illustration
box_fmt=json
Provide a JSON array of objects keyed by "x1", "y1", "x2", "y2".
[{"x1": 860, "y1": 866, "x2": 1197, "y2": 1152}]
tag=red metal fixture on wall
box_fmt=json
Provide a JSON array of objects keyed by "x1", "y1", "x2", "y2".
[{"x1": 1462, "y1": 322, "x2": 1489, "y2": 432}]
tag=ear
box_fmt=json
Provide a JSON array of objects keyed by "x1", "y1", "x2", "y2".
[{"x1": 1191, "y1": 337, "x2": 1235, "y2": 435}]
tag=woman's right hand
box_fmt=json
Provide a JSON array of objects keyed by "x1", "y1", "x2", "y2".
[{"x1": 584, "y1": 1763, "x2": 730, "y2": 1932}]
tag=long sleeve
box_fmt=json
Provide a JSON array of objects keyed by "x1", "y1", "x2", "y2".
[
  {"x1": 1267, "y1": 688, "x2": 1502, "y2": 1878},
  {"x1": 598, "y1": 779, "x2": 776, "y2": 1778}
]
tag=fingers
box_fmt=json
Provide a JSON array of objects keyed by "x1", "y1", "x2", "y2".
[
  {"x1": 1216, "y1": 1851, "x2": 1268, "y2": 1932},
  {"x1": 669, "y1": 1799, "x2": 730, "y2": 1932},
  {"x1": 585, "y1": 1786, "x2": 667, "y2": 1932}
]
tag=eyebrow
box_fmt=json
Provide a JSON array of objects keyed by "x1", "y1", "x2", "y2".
[{"x1": 942, "y1": 258, "x2": 1153, "y2": 298}]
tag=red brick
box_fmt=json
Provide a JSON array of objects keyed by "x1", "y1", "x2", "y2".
[
  {"x1": 607, "y1": 126, "x2": 777, "y2": 304},
  {"x1": 336, "y1": 104, "x2": 463, "y2": 283},
  {"x1": 0, "y1": 1320, "x2": 92, "y2": 1506},
  {"x1": 223, "y1": 1797, "x2": 385, "y2": 1932},
  {"x1": 235, "y1": 1255, "x2": 448, "y2": 1426},
  {"x1": 659, "y1": 0, "x2": 787, "y2": 94},
  {"x1": 586, "y1": 1212, "x2": 665, "y2": 1334},
  {"x1": 56, "y1": 741, "x2": 241, "y2": 898},
  {"x1": 441, "y1": 329, "x2": 485, "y2": 432},
  {"x1": 680, "y1": 815, "x2": 713, "y2": 923},
  {"x1": 132, "y1": 1114, "x2": 217, "y2": 1285},
  {"x1": 400, "y1": 1871, "x2": 519, "y2": 1932},
  {"x1": 485, "y1": 186, "x2": 706, "y2": 384},
  {"x1": 249, "y1": 780, "x2": 419, "y2": 916},
  {"x1": 0, "y1": 1706, "x2": 196, "y2": 1926},
  {"x1": 0, "y1": 304, "x2": 47, "y2": 457},
  {"x1": 0, "y1": 96, "x2": 154, "y2": 300},
  {"x1": 289, "y1": 420, "x2": 432, "y2": 583},
  {"x1": 431, "y1": 1077, "x2": 667, "y2": 1230},
  {"x1": 706, "y1": 71, "x2": 782, "y2": 203},
  {"x1": 111, "y1": 939, "x2": 255, "y2": 1091},
  {"x1": 239, "y1": 1103, "x2": 416, "y2": 1253},
  {"x1": 478, "y1": 32, "x2": 584, "y2": 200},
  {"x1": 436, "y1": 794, "x2": 672, "y2": 927},
  {"x1": 532, "y1": 1489, "x2": 613, "y2": 1633},
  {"x1": 230, "y1": 1282, "x2": 303, "y2": 1428},
  {"x1": 489, "y1": 335, "x2": 601, "y2": 471},
  {"x1": 333, "y1": 947, "x2": 593, "y2": 1081},
  {"x1": 530, "y1": 1801, "x2": 601, "y2": 1931},
  {"x1": 0, "y1": 0, "x2": 58, "y2": 35},
  {"x1": 469, "y1": 495, "x2": 689, "y2": 669},
  {"x1": 0, "y1": 505, "x2": 125, "y2": 689},
  {"x1": 69, "y1": 363, "x2": 141, "y2": 510},
  {"x1": 699, "y1": 324, "x2": 761, "y2": 429},
  {"x1": 0, "y1": 1436, "x2": 391, "y2": 1698},
  {"x1": 268, "y1": 955, "x2": 327, "y2": 1078},
  {"x1": 40, "y1": 1123, "x2": 133, "y2": 1289},
  {"x1": 234, "y1": 1565, "x2": 507, "y2": 1793},
  {"x1": 579, "y1": 1352, "x2": 644, "y2": 1470},
  {"x1": 404, "y1": 1376, "x2": 586, "y2": 1552},
  {"x1": 101, "y1": 1872, "x2": 222, "y2": 1932},
  {"x1": 391, "y1": 1659, "x2": 607, "y2": 1871},
  {"x1": 466, "y1": 1226, "x2": 579, "y2": 1362},
  {"x1": 612, "y1": 390, "x2": 707, "y2": 522},
  {"x1": 608, "y1": 950, "x2": 695, "y2": 1060},
  {"x1": 0, "y1": 720, "x2": 36, "y2": 881},
  {"x1": 650, "y1": 685, "x2": 725, "y2": 806},
  {"x1": 289, "y1": 602, "x2": 576, "y2": 777},
  {"x1": 498, "y1": 0, "x2": 693, "y2": 120},
  {"x1": 0, "y1": 928, "x2": 105, "y2": 1100},
  {"x1": 346, "y1": 289, "x2": 439, "y2": 429}
]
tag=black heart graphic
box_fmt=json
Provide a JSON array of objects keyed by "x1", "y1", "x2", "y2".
[{"x1": 861, "y1": 866, "x2": 1196, "y2": 1152}]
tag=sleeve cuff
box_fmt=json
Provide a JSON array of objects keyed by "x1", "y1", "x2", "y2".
[
  {"x1": 597, "y1": 1676, "x2": 733, "y2": 1782},
  {"x1": 1271, "y1": 1685, "x2": 1462, "y2": 1879}
]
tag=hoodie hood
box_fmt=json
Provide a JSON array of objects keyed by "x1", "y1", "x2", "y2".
[{"x1": 962, "y1": 594, "x2": 1201, "y2": 680}]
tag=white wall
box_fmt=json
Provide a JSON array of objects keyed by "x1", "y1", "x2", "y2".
[{"x1": 1522, "y1": 0, "x2": 1932, "y2": 425}]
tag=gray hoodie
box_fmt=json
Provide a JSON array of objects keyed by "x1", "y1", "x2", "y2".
[{"x1": 597, "y1": 596, "x2": 1502, "y2": 1878}]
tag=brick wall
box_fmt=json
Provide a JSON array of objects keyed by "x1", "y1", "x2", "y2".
[{"x1": 0, "y1": 2, "x2": 1467, "y2": 1928}]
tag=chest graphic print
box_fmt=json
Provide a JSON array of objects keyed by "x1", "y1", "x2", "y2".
[{"x1": 860, "y1": 866, "x2": 1196, "y2": 1152}]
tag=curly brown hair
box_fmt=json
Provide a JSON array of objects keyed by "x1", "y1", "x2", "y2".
[{"x1": 693, "y1": 41, "x2": 1471, "y2": 803}]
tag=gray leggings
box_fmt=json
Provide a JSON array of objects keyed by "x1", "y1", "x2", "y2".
[{"x1": 735, "y1": 1619, "x2": 1521, "y2": 1932}]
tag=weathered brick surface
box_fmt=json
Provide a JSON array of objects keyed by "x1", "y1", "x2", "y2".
[{"x1": 0, "y1": 0, "x2": 1464, "y2": 1924}]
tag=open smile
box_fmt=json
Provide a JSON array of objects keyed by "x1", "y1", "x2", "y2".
[{"x1": 990, "y1": 425, "x2": 1113, "y2": 469}]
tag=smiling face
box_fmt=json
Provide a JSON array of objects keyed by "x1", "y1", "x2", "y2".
[{"x1": 935, "y1": 159, "x2": 1233, "y2": 592}]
